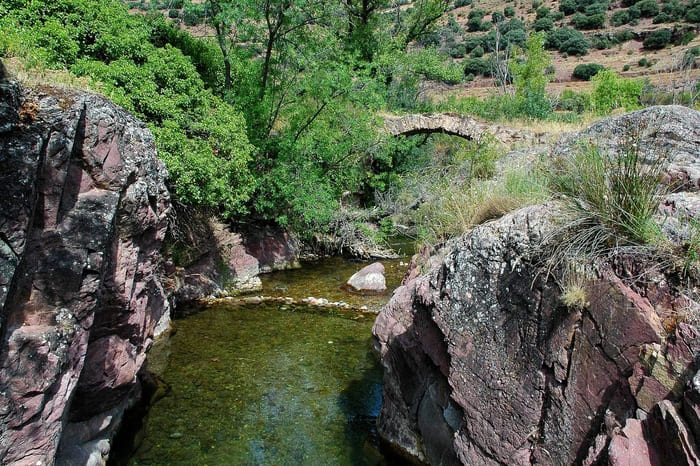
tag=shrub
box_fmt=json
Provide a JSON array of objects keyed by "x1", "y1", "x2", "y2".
[
  {"x1": 637, "y1": 0, "x2": 660, "y2": 17},
  {"x1": 550, "y1": 136, "x2": 668, "y2": 248},
  {"x1": 614, "y1": 29, "x2": 635, "y2": 43},
  {"x1": 591, "y1": 69, "x2": 644, "y2": 113},
  {"x1": 534, "y1": 17, "x2": 554, "y2": 31},
  {"x1": 653, "y1": 12, "x2": 673, "y2": 23},
  {"x1": 560, "y1": 0, "x2": 577, "y2": 15},
  {"x1": 504, "y1": 5, "x2": 516, "y2": 17},
  {"x1": 455, "y1": 0, "x2": 472, "y2": 6},
  {"x1": 463, "y1": 57, "x2": 490, "y2": 77},
  {"x1": 610, "y1": 10, "x2": 631, "y2": 26},
  {"x1": 168, "y1": 8, "x2": 179, "y2": 18},
  {"x1": 685, "y1": 5, "x2": 700, "y2": 22},
  {"x1": 471, "y1": 45, "x2": 485, "y2": 57},
  {"x1": 536, "y1": 6, "x2": 551, "y2": 18},
  {"x1": 638, "y1": 57, "x2": 651, "y2": 67},
  {"x1": 571, "y1": 12, "x2": 606, "y2": 30},
  {"x1": 546, "y1": 27, "x2": 586, "y2": 50},
  {"x1": 561, "y1": 36, "x2": 590, "y2": 55},
  {"x1": 573, "y1": 63, "x2": 605, "y2": 80},
  {"x1": 623, "y1": 64, "x2": 631, "y2": 71},
  {"x1": 492, "y1": 11, "x2": 505, "y2": 23},
  {"x1": 643, "y1": 29, "x2": 671, "y2": 49},
  {"x1": 504, "y1": 29, "x2": 527, "y2": 47}
]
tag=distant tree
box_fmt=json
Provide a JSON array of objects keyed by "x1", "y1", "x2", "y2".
[
  {"x1": 643, "y1": 29, "x2": 671, "y2": 49},
  {"x1": 573, "y1": 63, "x2": 605, "y2": 80},
  {"x1": 510, "y1": 31, "x2": 553, "y2": 117}
]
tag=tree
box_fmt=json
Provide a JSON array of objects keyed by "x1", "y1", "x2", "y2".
[
  {"x1": 343, "y1": 0, "x2": 389, "y2": 59},
  {"x1": 510, "y1": 32, "x2": 553, "y2": 118},
  {"x1": 395, "y1": 0, "x2": 450, "y2": 49}
]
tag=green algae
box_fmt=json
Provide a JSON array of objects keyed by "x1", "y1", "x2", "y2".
[{"x1": 130, "y1": 303, "x2": 387, "y2": 465}]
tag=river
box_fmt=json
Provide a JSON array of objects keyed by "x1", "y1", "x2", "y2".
[{"x1": 118, "y1": 254, "x2": 411, "y2": 465}]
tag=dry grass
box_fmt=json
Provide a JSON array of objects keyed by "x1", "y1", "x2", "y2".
[{"x1": 3, "y1": 57, "x2": 103, "y2": 96}]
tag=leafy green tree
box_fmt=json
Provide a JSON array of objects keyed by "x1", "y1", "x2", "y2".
[
  {"x1": 591, "y1": 69, "x2": 644, "y2": 113},
  {"x1": 510, "y1": 32, "x2": 553, "y2": 118}
]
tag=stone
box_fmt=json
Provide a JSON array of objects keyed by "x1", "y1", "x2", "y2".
[
  {"x1": 346, "y1": 262, "x2": 386, "y2": 292},
  {"x1": 373, "y1": 104, "x2": 700, "y2": 465},
  {"x1": 0, "y1": 81, "x2": 170, "y2": 464}
]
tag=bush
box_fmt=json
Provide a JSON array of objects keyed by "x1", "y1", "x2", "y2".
[
  {"x1": 614, "y1": 29, "x2": 635, "y2": 43},
  {"x1": 504, "y1": 5, "x2": 516, "y2": 17},
  {"x1": 463, "y1": 57, "x2": 492, "y2": 76},
  {"x1": 591, "y1": 70, "x2": 644, "y2": 113},
  {"x1": 623, "y1": 64, "x2": 631, "y2": 71},
  {"x1": 558, "y1": 89, "x2": 592, "y2": 112},
  {"x1": 638, "y1": 57, "x2": 651, "y2": 67},
  {"x1": 534, "y1": 17, "x2": 554, "y2": 31},
  {"x1": 561, "y1": 36, "x2": 590, "y2": 55},
  {"x1": 471, "y1": 45, "x2": 485, "y2": 57},
  {"x1": 168, "y1": 8, "x2": 179, "y2": 18},
  {"x1": 546, "y1": 26, "x2": 585, "y2": 50},
  {"x1": 610, "y1": 10, "x2": 630, "y2": 26},
  {"x1": 455, "y1": 0, "x2": 472, "y2": 6},
  {"x1": 637, "y1": 0, "x2": 659, "y2": 17},
  {"x1": 643, "y1": 29, "x2": 671, "y2": 49},
  {"x1": 653, "y1": 12, "x2": 673, "y2": 23},
  {"x1": 550, "y1": 136, "x2": 668, "y2": 248},
  {"x1": 560, "y1": 0, "x2": 577, "y2": 15},
  {"x1": 571, "y1": 12, "x2": 606, "y2": 30},
  {"x1": 503, "y1": 29, "x2": 527, "y2": 47},
  {"x1": 536, "y1": 6, "x2": 551, "y2": 18},
  {"x1": 573, "y1": 63, "x2": 605, "y2": 80},
  {"x1": 685, "y1": 5, "x2": 700, "y2": 22}
]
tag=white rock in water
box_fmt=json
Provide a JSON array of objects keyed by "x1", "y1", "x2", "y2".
[{"x1": 346, "y1": 262, "x2": 386, "y2": 292}]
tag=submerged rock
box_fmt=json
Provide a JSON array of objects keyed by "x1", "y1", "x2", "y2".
[
  {"x1": 347, "y1": 262, "x2": 387, "y2": 293},
  {"x1": 0, "y1": 77, "x2": 170, "y2": 464}
]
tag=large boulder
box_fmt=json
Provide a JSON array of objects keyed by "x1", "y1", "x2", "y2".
[
  {"x1": 373, "y1": 106, "x2": 700, "y2": 464},
  {"x1": 0, "y1": 77, "x2": 170, "y2": 465}
]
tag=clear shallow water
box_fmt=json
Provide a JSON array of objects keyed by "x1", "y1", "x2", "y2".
[
  {"x1": 126, "y1": 255, "x2": 410, "y2": 465},
  {"x1": 260, "y1": 256, "x2": 409, "y2": 312}
]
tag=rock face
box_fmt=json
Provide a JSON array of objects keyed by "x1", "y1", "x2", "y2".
[
  {"x1": 373, "y1": 106, "x2": 700, "y2": 465},
  {"x1": 346, "y1": 262, "x2": 387, "y2": 293},
  {"x1": 0, "y1": 78, "x2": 170, "y2": 464},
  {"x1": 166, "y1": 216, "x2": 301, "y2": 310}
]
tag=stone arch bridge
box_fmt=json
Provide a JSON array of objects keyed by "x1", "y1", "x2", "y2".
[{"x1": 384, "y1": 113, "x2": 544, "y2": 146}]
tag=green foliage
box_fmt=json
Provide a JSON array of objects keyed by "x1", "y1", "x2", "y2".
[
  {"x1": 510, "y1": 32, "x2": 553, "y2": 119},
  {"x1": 614, "y1": 29, "x2": 635, "y2": 43},
  {"x1": 550, "y1": 137, "x2": 668, "y2": 247},
  {"x1": 570, "y1": 12, "x2": 606, "y2": 30},
  {"x1": 504, "y1": 5, "x2": 516, "y2": 17},
  {"x1": 637, "y1": 0, "x2": 659, "y2": 17},
  {"x1": 560, "y1": 0, "x2": 577, "y2": 15},
  {"x1": 1, "y1": 0, "x2": 255, "y2": 217},
  {"x1": 533, "y1": 17, "x2": 554, "y2": 31},
  {"x1": 546, "y1": 27, "x2": 589, "y2": 55},
  {"x1": 573, "y1": 62, "x2": 605, "y2": 80},
  {"x1": 610, "y1": 10, "x2": 631, "y2": 26},
  {"x1": 643, "y1": 29, "x2": 671, "y2": 50},
  {"x1": 591, "y1": 70, "x2": 644, "y2": 113}
]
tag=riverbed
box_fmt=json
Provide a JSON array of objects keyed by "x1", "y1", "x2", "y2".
[{"x1": 124, "y1": 256, "x2": 409, "y2": 465}]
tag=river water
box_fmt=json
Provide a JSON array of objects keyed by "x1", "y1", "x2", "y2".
[{"x1": 124, "y1": 255, "x2": 410, "y2": 465}]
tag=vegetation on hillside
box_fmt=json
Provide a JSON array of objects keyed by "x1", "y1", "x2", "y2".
[{"x1": 1, "y1": 0, "x2": 698, "y2": 249}]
